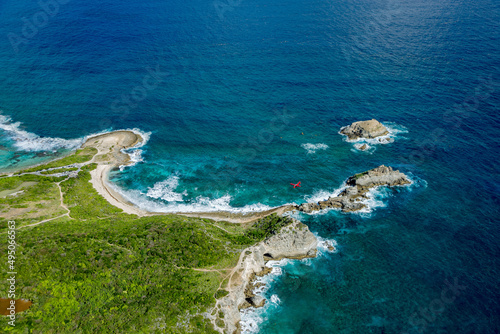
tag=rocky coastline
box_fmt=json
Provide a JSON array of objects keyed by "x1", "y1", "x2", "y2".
[
  {"x1": 211, "y1": 219, "x2": 318, "y2": 334},
  {"x1": 297, "y1": 165, "x2": 411, "y2": 213},
  {"x1": 340, "y1": 119, "x2": 389, "y2": 140}
]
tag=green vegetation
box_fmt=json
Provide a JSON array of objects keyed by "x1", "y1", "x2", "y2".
[
  {"x1": 0, "y1": 175, "x2": 67, "y2": 228},
  {"x1": 14, "y1": 147, "x2": 97, "y2": 174},
  {"x1": 0, "y1": 153, "x2": 293, "y2": 333},
  {"x1": 248, "y1": 214, "x2": 293, "y2": 239},
  {"x1": 214, "y1": 289, "x2": 229, "y2": 299},
  {"x1": 352, "y1": 171, "x2": 368, "y2": 180},
  {"x1": 40, "y1": 167, "x2": 78, "y2": 175},
  {"x1": 60, "y1": 164, "x2": 124, "y2": 220}
]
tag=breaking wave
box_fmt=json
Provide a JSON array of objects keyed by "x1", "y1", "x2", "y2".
[
  {"x1": 146, "y1": 175, "x2": 188, "y2": 202},
  {"x1": 301, "y1": 143, "x2": 329, "y2": 154},
  {"x1": 240, "y1": 236, "x2": 338, "y2": 333},
  {"x1": 317, "y1": 235, "x2": 339, "y2": 255},
  {"x1": 0, "y1": 113, "x2": 151, "y2": 165},
  {"x1": 240, "y1": 259, "x2": 289, "y2": 334},
  {"x1": 107, "y1": 181, "x2": 273, "y2": 214},
  {"x1": 118, "y1": 128, "x2": 151, "y2": 170},
  {"x1": 0, "y1": 114, "x2": 83, "y2": 152},
  {"x1": 301, "y1": 175, "x2": 415, "y2": 216}
]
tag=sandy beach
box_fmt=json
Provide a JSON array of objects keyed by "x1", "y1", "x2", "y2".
[{"x1": 83, "y1": 131, "x2": 150, "y2": 217}]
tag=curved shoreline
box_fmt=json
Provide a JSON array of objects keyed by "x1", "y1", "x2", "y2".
[
  {"x1": 7, "y1": 130, "x2": 408, "y2": 332},
  {"x1": 82, "y1": 130, "x2": 153, "y2": 217},
  {"x1": 82, "y1": 131, "x2": 297, "y2": 223}
]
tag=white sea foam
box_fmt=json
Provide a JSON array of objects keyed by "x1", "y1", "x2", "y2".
[
  {"x1": 340, "y1": 122, "x2": 408, "y2": 151},
  {"x1": 355, "y1": 187, "x2": 389, "y2": 214},
  {"x1": 316, "y1": 235, "x2": 338, "y2": 255},
  {"x1": 107, "y1": 181, "x2": 274, "y2": 214},
  {"x1": 353, "y1": 143, "x2": 372, "y2": 150},
  {"x1": 405, "y1": 172, "x2": 426, "y2": 189},
  {"x1": 146, "y1": 175, "x2": 188, "y2": 202},
  {"x1": 0, "y1": 114, "x2": 83, "y2": 152},
  {"x1": 122, "y1": 149, "x2": 143, "y2": 167},
  {"x1": 304, "y1": 186, "x2": 347, "y2": 204},
  {"x1": 301, "y1": 143, "x2": 329, "y2": 154},
  {"x1": 115, "y1": 128, "x2": 151, "y2": 170},
  {"x1": 270, "y1": 295, "x2": 281, "y2": 305},
  {"x1": 240, "y1": 259, "x2": 289, "y2": 333},
  {"x1": 240, "y1": 308, "x2": 266, "y2": 334}
]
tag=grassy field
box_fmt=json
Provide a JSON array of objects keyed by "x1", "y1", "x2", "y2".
[{"x1": 0, "y1": 150, "x2": 291, "y2": 333}]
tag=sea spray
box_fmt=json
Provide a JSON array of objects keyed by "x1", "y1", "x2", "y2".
[{"x1": 118, "y1": 128, "x2": 151, "y2": 170}]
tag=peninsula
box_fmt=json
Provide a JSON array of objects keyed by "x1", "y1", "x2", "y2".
[{"x1": 298, "y1": 165, "x2": 411, "y2": 213}]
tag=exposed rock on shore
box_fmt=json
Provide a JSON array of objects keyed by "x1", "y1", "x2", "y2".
[
  {"x1": 297, "y1": 165, "x2": 411, "y2": 213},
  {"x1": 212, "y1": 219, "x2": 317, "y2": 334},
  {"x1": 359, "y1": 144, "x2": 369, "y2": 151},
  {"x1": 340, "y1": 119, "x2": 388, "y2": 140}
]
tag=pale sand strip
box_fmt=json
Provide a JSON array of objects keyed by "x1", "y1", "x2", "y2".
[
  {"x1": 89, "y1": 165, "x2": 149, "y2": 217},
  {"x1": 84, "y1": 131, "x2": 151, "y2": 217}
]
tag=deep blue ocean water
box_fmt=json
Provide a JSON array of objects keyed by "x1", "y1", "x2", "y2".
[{"x1": 1, "y1": 0, "x2": 499, "y2": 332}]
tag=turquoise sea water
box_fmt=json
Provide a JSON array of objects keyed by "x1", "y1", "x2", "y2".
[{"x1": 0, "y1": 0, "x2": 499, "y2": 332}]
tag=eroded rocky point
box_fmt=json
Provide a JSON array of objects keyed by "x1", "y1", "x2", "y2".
[
  {"x1": 297, "y1": 165, "x2": 411, "y2": 213},
  {"x1": 340, "y1": 119, "x2": 389, "y2": 140},
  {"x1": 213, "y1": 219, "x2": 317, "y2": 334}
]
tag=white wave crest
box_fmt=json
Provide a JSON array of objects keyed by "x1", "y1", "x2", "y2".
[
  {"x1": 316, "y1": 235, "x2": 338, "y2": 255},
  {"x1": 240, "y1": 308, "x2": 265, "y2": 334},
  {"x1": 107, "y1": 181, "x2": 273, "y2": 214},
  {"x1": 240, "y1": 260, "x2": 289, "y2": 334},
  {"x1": 304, "y1": 186, "x2": 347, "y2": 204},
  {"x1": 301, "y1": 143, "x2": 329, "y2": 154},
  {"x1": 113, "y1": 128, "x2": 151, "y2": 170},
  {"x1": 0, "y1": 114, "x2": 83, "y2": 152},
  {"x1": 146, "y1": 175, "x2": 187, "y2": 202},
  {"x1": 270, "y1": 294, "x2": 281, "y2": 305}
]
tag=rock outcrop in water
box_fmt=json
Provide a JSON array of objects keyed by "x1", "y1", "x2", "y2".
[
  {"x1": 340, "y1": 119, "x2": 389, "y2": 140},
  {"x1": 212, "y1": 219, "x2": 317, "y2": 334},
  {"x1": 297, "y1": 165, "x2": 411, "y2": 213}
]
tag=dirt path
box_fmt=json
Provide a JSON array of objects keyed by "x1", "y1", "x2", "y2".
[
  {"x1": 56, "y1": 180, "x2": 72, "y2": 218},
  {"x1": 16, "y1": 214, "x2": 68, "y2": 230}
]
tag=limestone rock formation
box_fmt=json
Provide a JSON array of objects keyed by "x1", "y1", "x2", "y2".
[
  {"x1": 340, "y1": 119, "x2": 389, "y2": 140},
  {"x1": 297, "y1": 165, "x2": 410, "y2": 213},
  {"x1": 213, "y1": 219, "x2": 317, "y2": 334}
]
